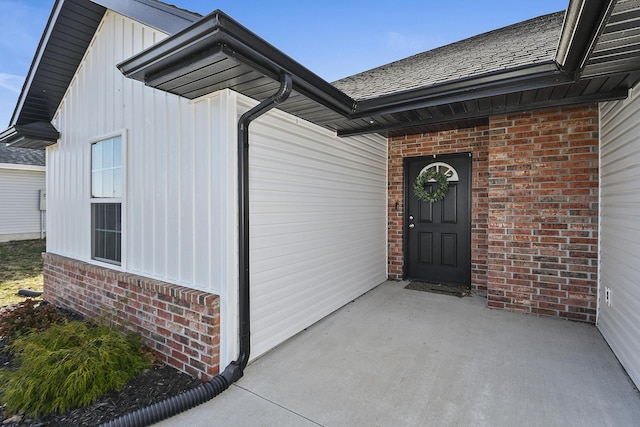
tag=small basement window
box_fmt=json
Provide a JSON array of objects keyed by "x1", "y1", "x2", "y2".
[{"x1": 91, "y1": 135, "x2": 122, "y2": 264}]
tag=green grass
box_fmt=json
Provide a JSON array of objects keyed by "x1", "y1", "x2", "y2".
[{"x1": 0, "y1": 239, "x2": 46, "y2": 307}]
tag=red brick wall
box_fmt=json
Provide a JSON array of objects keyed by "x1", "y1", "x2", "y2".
[
  {"x1": 388, "y1": 126, "x2": 491, "y2": 291},
  {"x1": 43, "y1": 253, "x2": 220, "y2": 380},
  {"x1": 487, "y1": 106, "x2": 599, "y2": 322},
  {"x1": 388, "y1": 105, "x2": 599, "y2": 322}
]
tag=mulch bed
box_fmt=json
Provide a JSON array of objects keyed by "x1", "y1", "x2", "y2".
[{"x1": 0, "y1": 304, "x2": 203, "y2": 427}]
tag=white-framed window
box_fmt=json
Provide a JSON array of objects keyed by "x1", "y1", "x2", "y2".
[{"x1": 90, "y1": 135, "x2": 122, "y2": 265}]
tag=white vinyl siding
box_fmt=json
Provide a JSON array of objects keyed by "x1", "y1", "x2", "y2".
[
  {"x1": 0, "y1": 166, "x2": 46, "y2": 241},
  {"x1": 240, "y1": 96, "x2": 388, "y2": 360},
  {"x1": 48, "y1": 11, "x2": 236, "y2": 297},
  {"x1": 47, "y1": 10, "x2": 387, "y2": 366},
  {"x1": 599, "y1": 86, "x2": 640, "y2": 389}
]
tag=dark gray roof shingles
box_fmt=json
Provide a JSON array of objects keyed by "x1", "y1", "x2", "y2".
[
  {"x1": 333, "y1": 11, "x2": 566, "y2": 100},
  {"x1": 0, "y1": 144, "x2": 45, "y2": 166}
]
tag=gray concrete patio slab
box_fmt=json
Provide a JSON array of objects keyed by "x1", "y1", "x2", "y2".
[{"x1": 155, "y1": 281, "x2": 640, "y2": 426}]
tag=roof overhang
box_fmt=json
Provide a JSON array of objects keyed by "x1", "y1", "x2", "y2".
[
  {"x1": 0, "y1": 122, "x2": 60, "y2": 149},
  {"x1": 118, "y1": 10, "x2": 356, "y2": 117},
  {"x1": 118, "y1": 7, "x2": 640, "y2": 137},
  {"x1": 9, "y1": 1, "x2": 640, "y2": 141},
  {"x1": 10, "y1": 0, "x2": 200, "y2": 128},
  {"x1": 555, "y1": 0, "x2": 617, "y2": 75}
]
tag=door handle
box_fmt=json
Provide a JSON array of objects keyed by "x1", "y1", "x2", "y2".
[{"x1": 409, "y1": 223, "x2": 415, "y2": 228}]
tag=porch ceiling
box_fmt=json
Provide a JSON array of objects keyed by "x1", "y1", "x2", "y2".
[{"x1": 118, "y1": 4, "x2": 640, "y2": 138}]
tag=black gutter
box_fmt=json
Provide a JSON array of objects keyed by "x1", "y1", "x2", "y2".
[
  {"x1": 338, "y1": 87, "x2": 630, "y2": 137},
  {"x1": 100, "y1": 73, "x2": 293, "y2": 427},
  {"x1": 350, "y1": 62, "x2": 568, "y2": 118},
  {"x1": 117, "y1": 10, "x2": 355, "y2": 116},
  {"x1": 0, "y1": 122, "x2": 60, "y2": 149},
  {"x1": 555, "y1": 0, "x2": 617, "y2": 77}
]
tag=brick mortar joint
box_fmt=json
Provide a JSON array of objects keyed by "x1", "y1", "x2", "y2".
[{"x1": 43, "y1": 253, "x2": 220, "y2": 306}]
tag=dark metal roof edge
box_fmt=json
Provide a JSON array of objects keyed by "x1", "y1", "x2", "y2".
[
  {"x1": 118, "y1": 10, "x2": 356, "y2": 116},
  {"x1": 556, "y1": 0, "x2": 617, "y2": 74},
  {"x1": 0, "y1": 122, "x2": 60, "y2": 149},
  {"x1": 351, "y1": 62, "x2": 568, "y2": 118},
  {"x1": 92, "y1": 0, "x2": 201, "y2": 34},
  {"x1": 16, "y1": 2, "x2": 627, "y2": 141},
  {"x1": 339, "y1": 87, "x2": 629, "y2": 137},
  {"x1": 119, "y1": 9, "x2": 606, "y2": 129}
]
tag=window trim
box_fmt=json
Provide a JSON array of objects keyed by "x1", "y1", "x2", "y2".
[{"x1": 89, "y1": 130, "x2": 126, "y2": 268}]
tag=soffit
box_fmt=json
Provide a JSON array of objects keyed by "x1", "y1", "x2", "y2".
[
  {"x1": 582, "y1": 0, "x2": 640, "y2": 78},
  {"x1": 10, "y1": 0, "x2": 200, "y2": 128},
  {"x1": 13, "y1": 0, "x2": 106, "y2": 127}
]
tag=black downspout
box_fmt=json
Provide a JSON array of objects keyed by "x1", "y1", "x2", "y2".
[
  {"x1": 228, "y1": 72, "x2": 294, "y2": 378},
  {"x1": 100, "y1": 73, "x2": 293, "y2": 427}
]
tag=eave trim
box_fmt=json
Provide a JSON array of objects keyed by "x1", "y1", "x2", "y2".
[
  {"x1": 0, "y1": 122, "x2": 60, "y2": 149},
  {"x1": 351, "y1": 62, "x2": 567, "y2": 118},
  {"x1": 117, "y1": 10, "x2": 356, "y2": 116},
  {"x1": 556, "y1": 0, "x2": 617, "y2": 76}
]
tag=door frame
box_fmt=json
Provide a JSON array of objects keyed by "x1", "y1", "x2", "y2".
[{"x1": 402, "y1": 152, "x2": 473, "y2": 283}]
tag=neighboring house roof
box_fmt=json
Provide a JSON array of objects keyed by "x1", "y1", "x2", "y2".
[
  {"x1": 333, "y1": 12, "x2": 565, "y2": 101},
  {"x1": 0, "y1": 143, "x2": 45, "y2": 166},
  {"x1": 3, "y1": 0, "x2": 640, "y2": 146}
]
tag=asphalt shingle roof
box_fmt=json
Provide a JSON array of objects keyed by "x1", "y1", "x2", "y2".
[
  {"x1": 333, "y1": 11, "x2": 565, "y2": 101},
  {"x1": 0, "y1": 143, "x2": 45, "y2": 166}
]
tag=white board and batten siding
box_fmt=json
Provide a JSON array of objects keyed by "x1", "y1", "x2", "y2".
[
  {"x1": 48, "y1": 10, "x2": 388, "y2": 366},
  {"x1": 239, "y1": 95, "x2": 388, "y2": 360},
  {"x1": 599, "y1": 86, "x2": 640, "y2": 389},
  {"x1": 48, "y1": 12, "x2": 238, "y2": 361},
  {"x1": 0, "y1": 164, "x2": 46, "y2": 242}
]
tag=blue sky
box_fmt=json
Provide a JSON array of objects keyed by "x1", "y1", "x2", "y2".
[{"x1": 1, "y1": 0, "x2": 568, "y2": 127}]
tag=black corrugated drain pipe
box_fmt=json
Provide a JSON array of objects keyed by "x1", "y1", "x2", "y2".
[{"x1": 100, "y1": 73, "x2": 293, "y2": 427}]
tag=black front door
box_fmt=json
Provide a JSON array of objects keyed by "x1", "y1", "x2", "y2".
[{"x1": 404, "y1": 153, "x2": 471, "y2": 285}]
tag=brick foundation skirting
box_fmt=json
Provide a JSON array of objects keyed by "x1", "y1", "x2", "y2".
[{"x1": 43, "y1": 253, "x2": 221, "y2": 380}]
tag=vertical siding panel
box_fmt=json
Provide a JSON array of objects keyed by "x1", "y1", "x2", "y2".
[
  {"x1": 208, "y1": 97, "x2": 222, "y2": 293},
  {"x1": 113, "y1": 16, "x2": 124, "y2": 128},
  {"x1": 217, "y1": 90, "x2": 237, "y2": 366},
  {"x1": 141, "y1": 76, "x2": 154, "y2": 273},
  {"x1": 179, "y1": 101, "x2": 194, "y2": 285},
  {"x1": 193, "y1": 101, "x2": 209, "y2": 288},
  {"x1": 128, "y1": 19, "x2": 144, "y2": 272},
  {"x1": 154, "y1": 93, "x2": 168, "y2": 277},
  {"x1": 165, "y1": 97, "x2": 181, "y2": 281},
  {"x1": 600, "y1": 86, "x2": 640, "y2": 389},
  {"x1": 104, "y1": 20, "x2": 115, "y2": 131}
]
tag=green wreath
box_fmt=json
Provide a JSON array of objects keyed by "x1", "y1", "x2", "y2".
[{"x1": 413, "y1": 169, "x2": 449, "y2": 203}]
